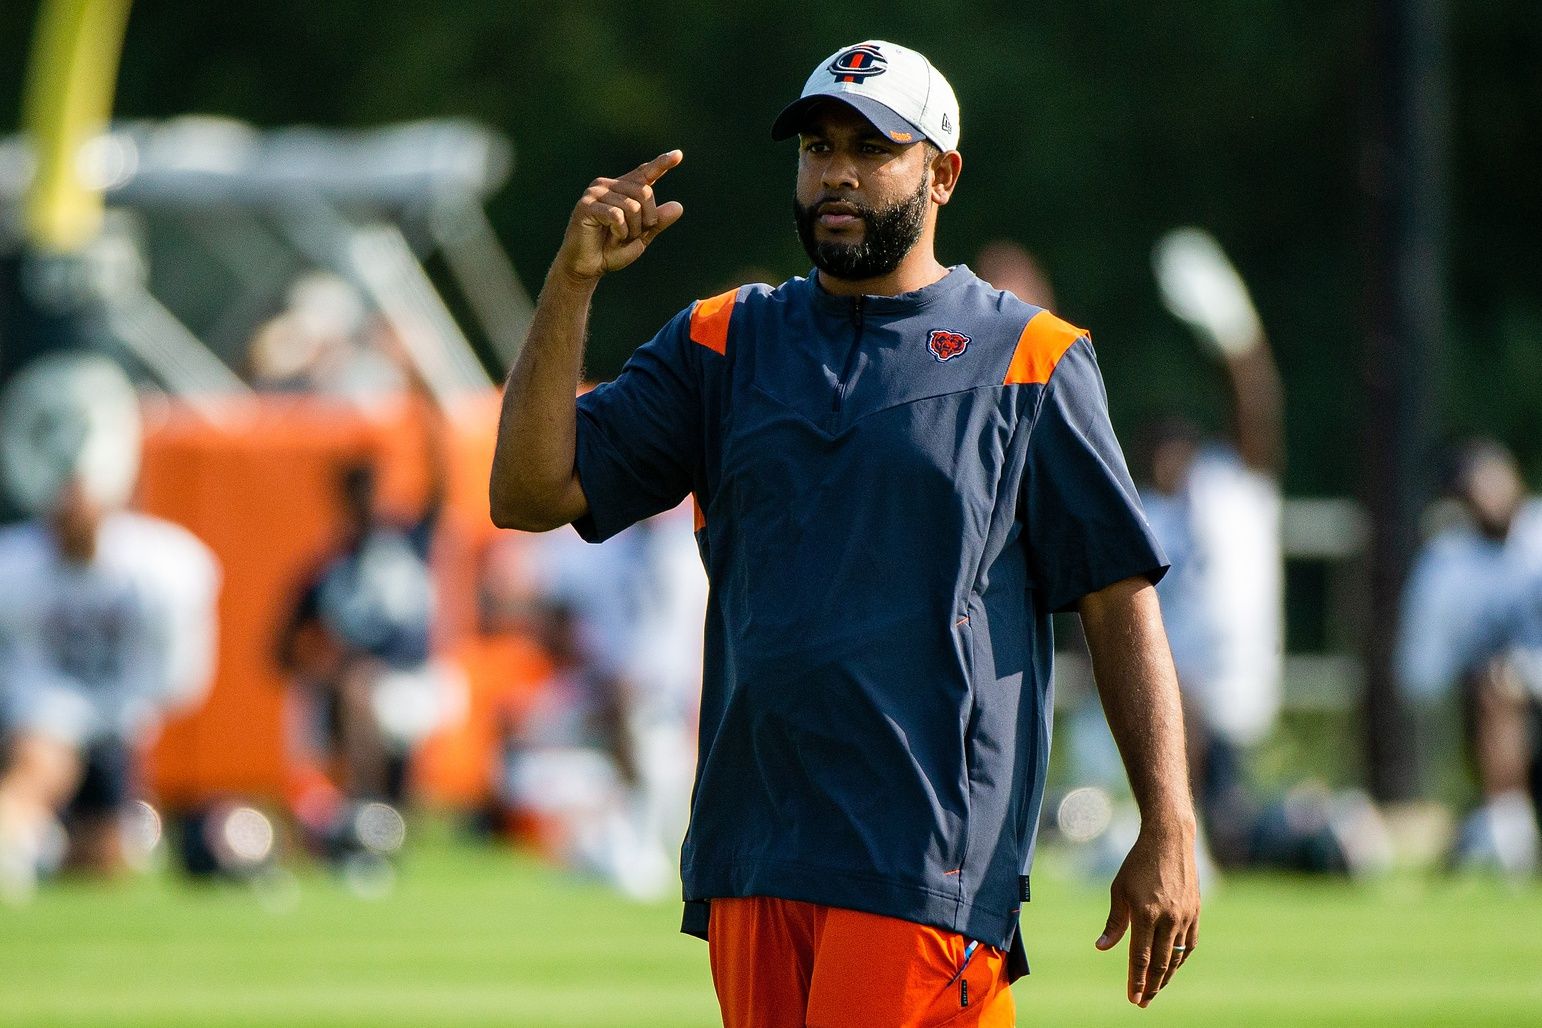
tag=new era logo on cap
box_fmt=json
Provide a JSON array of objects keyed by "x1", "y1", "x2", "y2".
[{"x1": 771, "y1": 40, "x2": 961, "y2": 153}]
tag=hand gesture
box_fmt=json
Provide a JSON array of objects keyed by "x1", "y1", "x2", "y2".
[
  {"x1": 557, "y1": 150, "x2": 685, "y2": 282},
  {"x1": 1096, "y1": 822, "x2": 1201, "y2": 1007},
  {"x1": 1152, "y1": 227, "x2": 1263, "y2": 358}
]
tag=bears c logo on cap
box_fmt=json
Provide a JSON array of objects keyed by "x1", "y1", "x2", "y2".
[
  {"x1": 927, "y1": 329, "x2": 971, "y2": 362},
  {"x1": 773, "y1": 41, "x2": 960, "y2": 152},
  {"x1": 828, "y1": 44, "x2": 888, "y2": 83}
]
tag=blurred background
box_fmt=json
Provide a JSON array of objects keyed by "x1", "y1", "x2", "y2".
[{"x1": 0, "y1": 2, "x2": 1539, "y2": 1025}]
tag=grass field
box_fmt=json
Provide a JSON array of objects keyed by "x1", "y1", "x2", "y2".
[{"x1": 2, "y1": 824, "x2": 1539, "y2": 1027}]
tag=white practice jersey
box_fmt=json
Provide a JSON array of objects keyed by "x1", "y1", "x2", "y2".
[
  {"x1": 0, "y1": 512, "x2": 221, "y2": 746},
  {"x1": 623, "y1": 506, "x2": 708, "y2": 726},
  {"x1": 1397, "y1": 500, "x2": 1542, "y2": 703},
  {"x1": 518, "y1": 504, "x2": 707, "y2": 728},
  {"x1": 1141, "y1": 445, "x2": 1284, "y2": 745}
]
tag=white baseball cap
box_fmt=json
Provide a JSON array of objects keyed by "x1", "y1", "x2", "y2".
[{"x1": 771, "y1": 41, "x2": 961, "y2": 152}]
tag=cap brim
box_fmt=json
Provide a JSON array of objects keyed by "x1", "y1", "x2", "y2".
[{"x1": 770, "y1": 93, "x2": 926, "y2": 146}]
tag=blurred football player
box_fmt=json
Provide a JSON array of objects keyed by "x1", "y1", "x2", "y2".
[
  {"x1": 1144, "y1": 229, "x2": 1286, "y2": 867},
  {"x1": 1398, "y1": 438, "x2": 1542, "y2": 875},
  {"x1": 0, "y1": 353, "x2": 220, "y2": 902},
  {"x1": 275, "y1": 368, "x2": 455, "y2": 814},
  {"x1": 973, "y1": 239, "x2": 1057, "y2": 312},
  {"x1": 484, "y1": 503, "x2": 704, "y2": 900}
]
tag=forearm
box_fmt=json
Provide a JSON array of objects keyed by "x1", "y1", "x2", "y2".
[
  {"x1": 489, "y1": 149, "x2": 683, "y2": 532},
  {"x1": 1079, "y1": 577, "x2": 1196, "y2": 832},
  {"x1": 488, "y1": 266, "x2": 596, "y2": 531},
  {"x1": 1222, "y1": 345, "x2": 1284, "y2": 477}
]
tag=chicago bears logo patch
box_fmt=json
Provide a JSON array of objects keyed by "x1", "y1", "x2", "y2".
[
  {"x1": 828, "y1": 45, "x2": 888, "y2": 83},
  {"x1": 927, "y1": 329, "x2": 971, "y2": 362}
]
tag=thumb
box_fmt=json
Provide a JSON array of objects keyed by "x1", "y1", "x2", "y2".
[
  {"x1": 1096, "y1": 892, "x2": 1130, "y2": 951},
  {"x1": 644, "y1": 201, "x2": 685, "y2": 240}
]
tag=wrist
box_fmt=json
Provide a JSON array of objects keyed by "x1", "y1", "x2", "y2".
[
  {"x1": 1139, "y1": 804, "x2": 1198, "y2": 841},
  {"x1": 548, "y1": 251, "x2": 602, "y2": 293},
  {"x1": 1218, "y1": 334, "x2": 1266, "y2": 364}
]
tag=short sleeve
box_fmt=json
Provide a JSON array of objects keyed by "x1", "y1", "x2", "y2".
[
  {"x1": 572, "y1": 306, "x2": 702, "y2": 543},
  {"x1": 158, "y1": 535, "x2": 221, "y2": 710},
  {"x1": 119, "y1": 523, "x2": 221, "y2": 712},
  {"x1": 1021, "y1": 339, "x2": 1167, "y2": 612},
  {"x1": 1394, "y1": 546, "x2": 1466, "y2": 700}
]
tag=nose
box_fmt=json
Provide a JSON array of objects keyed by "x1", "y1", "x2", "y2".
[{"x1": 819, "y1": 152, "x2": 859, "y2": 192}]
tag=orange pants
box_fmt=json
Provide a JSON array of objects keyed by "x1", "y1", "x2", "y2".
[{"x1": 708, "y1": 896, "x2": 1016, "y2": 1027}]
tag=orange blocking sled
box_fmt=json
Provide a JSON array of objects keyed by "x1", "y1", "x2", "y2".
[{"x1": 137, "y1": 391, "x2": 544, "y2": 811}]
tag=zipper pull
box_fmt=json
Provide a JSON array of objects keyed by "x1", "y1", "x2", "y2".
[{"x1": 957, "y1": 940, "x2": 979, "y2": 1007}]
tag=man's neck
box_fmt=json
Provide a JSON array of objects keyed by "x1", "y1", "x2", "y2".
[
  {"x1": 51, "y1": 527, "x2": 99, "y2": 565},
  {"x1": 1478, "y1": 516, "x2": 1514, "y2": 544},
  {"x1": 816, "y1": 249, "x2": 949, "y2": 298}
]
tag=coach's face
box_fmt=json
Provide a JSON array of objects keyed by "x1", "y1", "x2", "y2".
[{"x1": 793, "y1": 102, "x2": 958, "y2": 281}]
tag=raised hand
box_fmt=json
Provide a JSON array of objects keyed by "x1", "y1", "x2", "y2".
[{"x1": 556, "y1": 150, "x2": 685, "y2": 283}]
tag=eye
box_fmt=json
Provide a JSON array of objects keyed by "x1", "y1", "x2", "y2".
[{"x1": 801, "y1": 139, "x2": 831, "y2": 154}]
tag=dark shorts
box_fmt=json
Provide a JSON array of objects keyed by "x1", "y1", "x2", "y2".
[{"x1": 66, "y1": 739, "x2": 134, "y2": 816}]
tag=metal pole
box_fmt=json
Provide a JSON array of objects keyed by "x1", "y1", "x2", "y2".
[
  {"x1": 3, "y1": 0, "x2": 135, "y2": 393},
  {"x1": 21, "y1": 0, "x2": 135, "y2": 253},
  {"x1": 1360, "y1": 0, "x2": 1449, "y2": 801}
]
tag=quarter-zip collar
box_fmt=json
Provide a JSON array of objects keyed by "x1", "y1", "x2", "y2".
[{"x1": 808, "y1": 264, "x2": 976, "y2": 316}]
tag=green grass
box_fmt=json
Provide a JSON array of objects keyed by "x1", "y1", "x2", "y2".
[{"x1": 2, "y1": 827, "x2": 1539, "y2": 1027}]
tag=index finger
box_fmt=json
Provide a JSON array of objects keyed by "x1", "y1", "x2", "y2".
[{"x1": 628, "y1": 149, "x2": 683, "y2": 185}]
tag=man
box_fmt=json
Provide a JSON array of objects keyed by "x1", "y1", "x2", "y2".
[
  {"x1": 0, "y1": 353, "x2": 220, "y2": 902},
  {"x1": 276, "y1": 371, "x2": 451, "y2": 810},
  {"x1": 1141, "y1": 228, "x2": 1286, "y2": 867},
  {"x1": 974, "y1": 239, "x2": 1058, "y2": 312},
  {"x1": 486, "y1": 505, "x2": 703, "y2": 900},
  {"x1": 1398, "y1": 439, "x2": 1542, "y2": 874},
  {"x1": 490, "y1": 40, "x2": 1200, "y2": 1024}
]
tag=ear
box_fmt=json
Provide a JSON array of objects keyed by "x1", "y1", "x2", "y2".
[{"x1": 929, "y1": 149, "x2": 963, "y2": 206}]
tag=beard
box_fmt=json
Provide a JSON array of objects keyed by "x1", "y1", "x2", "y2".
[{"x1": 793, "y1": 174, "x2": 929, "y2": 282}]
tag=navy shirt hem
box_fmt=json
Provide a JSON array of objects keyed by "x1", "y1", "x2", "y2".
[{"x1": 681, "y1": 857, "x2": 1020, "y2": 953}]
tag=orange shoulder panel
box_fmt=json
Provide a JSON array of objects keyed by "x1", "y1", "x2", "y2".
[
  {"x1": 1003, "y1": 310, "x2": 1086, "y2": 386},
  {"x1": 689, "y1": 288, "x2": 738, "y2": 355}
]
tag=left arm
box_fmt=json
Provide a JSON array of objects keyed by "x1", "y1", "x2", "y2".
[
  {"x1": 1221, "y1": 343, "x2": 1284, "y2": 478},
  {"x1": 1153, "y1": 227, "x2": 1281, "y2": 476},
  {"x1": 1014, "y1": 332, "x2": 1197, "y2": 1005},
  {"x1": 1080, "y1": 575, "x2": 1200, "y2": 1009}
]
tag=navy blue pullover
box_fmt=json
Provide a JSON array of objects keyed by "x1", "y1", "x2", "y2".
[{"x1": 572, "y1": 267, "x2": 1165, "y2": 978}]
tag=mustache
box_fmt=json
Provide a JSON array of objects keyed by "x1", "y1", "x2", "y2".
[{"x1": 808, "y1": 195, "x2": 877, "y2": 218}]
